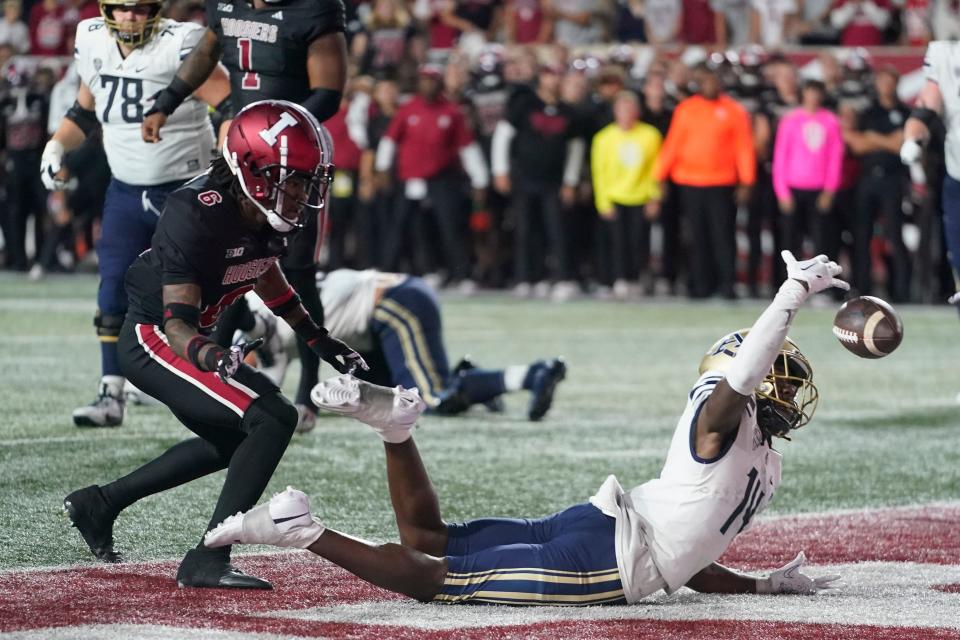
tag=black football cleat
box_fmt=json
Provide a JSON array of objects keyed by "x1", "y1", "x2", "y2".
[
  {"x1": 176, "y1": 548, "x2": 273, "y2": 589},
  {"x1": 63, "y1": 485, "x2": 123, "y2": 563},
  {"x1": 527, "y1": 358, "x2": 567, "y2": 422}
]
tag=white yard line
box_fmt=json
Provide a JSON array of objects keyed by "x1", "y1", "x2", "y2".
[{"x1": 262, "y1": 562, "x2": 960, "y2": 630}]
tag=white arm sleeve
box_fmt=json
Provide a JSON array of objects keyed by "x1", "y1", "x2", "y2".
[
  {"x1": 563, "y1": 138, "x2": 586, "y2": 187},
  {"x1": 724, "y1": 280, "x2": 807, "y2": 396},
  {"x1": 375, "y1": 137, "x2": 396, "y2": 172},
  {"x1": 491, "y1": 120, "x2": 515, "y2": 177},
  {"x1": 346, "y1": 93, "x2": 371, "y2": 150},
  {"x1": 830, "y1": 3, "x2": 857, "y2": 28},
  {"x1": 861, "y1": 1, "x2": 890, "y2": 28},
  {"x1": 459, "y1": 141, "x2": 490, "y2": 189}
]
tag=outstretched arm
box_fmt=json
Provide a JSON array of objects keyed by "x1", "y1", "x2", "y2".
[
  {"x1": 254, "y1": 263, "x2": 368, "y2": 374},
  {"x1": 694, "y1": 252, "x2": 848, "y2": 459},
  {"x1": 688, "y1": 553, "x2": 840, "y2": 595}
]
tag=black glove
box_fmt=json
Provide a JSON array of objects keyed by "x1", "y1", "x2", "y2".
[
  {"x1": 307, "y1": 333, "x2": 369, "y2": 374},
  {"x1": 204, "y1": 339, "x2": 263, "y2": 381}
]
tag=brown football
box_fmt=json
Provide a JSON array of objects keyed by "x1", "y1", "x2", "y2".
[{"x1": 832, "y1": 296, "x2": 904, "y2": 359}]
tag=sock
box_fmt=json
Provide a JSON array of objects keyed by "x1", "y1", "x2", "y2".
[
  {"x1": 100, "y1": 437, "x2": 232, "y2": 514},
  {"x1": 504, "y1": 365, "x2": 530, "y2": 392},
  {"x1": 101, "y1": 375, "x2": 124, "y2": 397},
  {"x1": 101, "y1": 341, "x2": 122, "y2": 377},
  {"x1": 458, "y1": 369, "x2": 507, "y2": 404}
]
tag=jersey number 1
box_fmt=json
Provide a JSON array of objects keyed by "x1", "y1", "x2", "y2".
[{"x1": 237, "y1": 38, "x2": 261, "y2": 90}]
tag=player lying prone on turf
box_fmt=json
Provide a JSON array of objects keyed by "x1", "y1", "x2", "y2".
[{"x1": 205, "y1": 251, "x2": 845, "y2": 605}]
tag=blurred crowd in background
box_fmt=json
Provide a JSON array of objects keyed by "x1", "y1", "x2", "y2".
[{"x1": 0, "y1": 0, "x2": 956, "y2": 303}]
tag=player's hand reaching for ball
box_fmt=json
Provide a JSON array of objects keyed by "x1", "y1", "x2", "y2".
[{"x1": 782, "y1": 250, "x2": 849, "y2": 296}]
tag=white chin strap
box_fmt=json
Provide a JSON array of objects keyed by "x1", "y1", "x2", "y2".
[{"x1": 223, "y1": 139, "x2": 298, "y2": 234}]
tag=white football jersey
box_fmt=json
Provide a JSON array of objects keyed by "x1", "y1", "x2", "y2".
[
  {"x1": 924, "y1": 40, "x2": 960, "y2": 180},
  {"x1": 74, "y1": 18, "x2": 215, "y2": 186},
  {"x1": 591, "y1": 371, "x2": 782, "y2": 601}
]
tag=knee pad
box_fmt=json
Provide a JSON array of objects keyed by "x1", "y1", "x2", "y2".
[
  {"x1": 241, "y1": 392, "x2": 298, "y2": 436},
  {"x1": 95, "y1": 310, "x2": 125, "y2": 340}
]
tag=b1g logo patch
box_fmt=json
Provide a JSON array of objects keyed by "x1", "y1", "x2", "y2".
[{"x1": 198, "y1": 190, "x2": 222, "y2": 206}]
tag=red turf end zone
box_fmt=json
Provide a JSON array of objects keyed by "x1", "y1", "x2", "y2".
[{"x1": 0, "y1": 504, "x2": 958, "y2": 639}]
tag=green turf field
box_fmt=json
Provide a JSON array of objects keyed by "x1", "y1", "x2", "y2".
[{"x1": 1, "y1": 273, "x2": 958, "y2": 571}]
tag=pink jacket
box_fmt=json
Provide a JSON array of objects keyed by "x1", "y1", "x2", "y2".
[{"x1": 772, "y1": 108, "x2": 844, "y2": 201}]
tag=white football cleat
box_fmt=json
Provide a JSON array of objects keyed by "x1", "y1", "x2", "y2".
[
  {"x1": 310, "y1": 375, "x2": 426, "y2": 443},
  {"x1": 204, "y1": 486, "x2": 325, "y2": 550},
  {"x1": 73, "y1": 380, "x2": 125, "y2": 427}
]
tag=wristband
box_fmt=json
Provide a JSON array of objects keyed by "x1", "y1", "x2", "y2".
[
  {"x1": 162, "y1": 302, "x2": 200, "y2": 331},
  {"x1": 263, "y1": 287, "x2": 302, "y2": 317},
  {"x1": 149, "y1": 77, "x2": 195, "y2": 116},
  {"x1": 186, "y1": 334, "x2": 216, "y2": 370}
]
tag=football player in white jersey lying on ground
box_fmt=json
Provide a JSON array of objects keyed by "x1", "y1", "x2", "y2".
[{"x1": 204, "y1": 250, "x2": 844, "y2": 604}]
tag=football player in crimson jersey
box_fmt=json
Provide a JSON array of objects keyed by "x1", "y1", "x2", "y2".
[
  {"x1": 206, "y1": 251, "x2": 845, "y2": 604},
  {"x1": 63, "y1": 101, "x2": 367, "y2": 589},
  {"x1": 141, "y1": 0, "x2": 349, "y2": 433},
  {"x1": 40, "y1": 0, "x2": 233, "y2": 428}
]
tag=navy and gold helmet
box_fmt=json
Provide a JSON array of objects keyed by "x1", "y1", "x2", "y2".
[
  {"x1": 99, "y1": 0, "x2": 163, "y2": 48},
  {"x1": 700, "y1": 329, "x2": 819, "y2": 439}
]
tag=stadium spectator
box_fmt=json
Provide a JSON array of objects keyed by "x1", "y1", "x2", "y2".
[
  {"x1": 680, "y1": 0, "x2": 717, "y2": 44},
  {"x1": 492, "y1": 62, "x2": 585, "y2": 300},
  {"x1": 352, "y1": 0, "x2": 418, "y2": 79},
  {"x1": 444, "y1": 0, "x2": 503, "y2": 51},
  {"x1": 207, "y1": 251, "x2": 847, "y2": 606},
  {"x1": 414, "y1": 0, "x2": 461, "y2": 51},
  {"x1": 743, "y1": 56, "x2": 794, "y2": 294},
  {"x1": 772, "y1": 79, "x2": 844, "y2": 268},
  {"x1": 1, "y1": 68, "x2": 48, "y2": 272},
  {"x1": 640, "y1": 69, "x2": 680, "y2": 293},
  {"x1": 712, "y1": 0, "x2": 751, "y2": 48},
  {"x1": 749, "y1": 0, "x2": 800, "y2": 49},
  {"x1": 829, "y1": 0, "x2": 892, "y2": 46},
  {"x1": 28, "y1": 0, "x2": 68, "y2": 56},
  {"x1": 845, "y1": 65, "x2": 911, "y2": 302},
  {"x1": 546, "y1": 0, "x2": 612, "y2": 46},
  {"x1": 375, "y1": 65, "x2": 488, "y2": 290},
  {"x1": 0, "y1": 0, "x2": 29, "y2": 54},
  {"x1": 359, "y1": 77, "x2": 401, "y2": 269},
  {"x1": 324, "y1": 93, "x2": 365, "y2": 270},
  {"x1": 613, "y1": 0, "x2": 644, "y2": 42},
  {"x1": 643, "y1": 0, "x2": 682, "y2": 44},
  {"x1": 591, "y1": 91, "x2": 662, "y2": 298},
  {"x1": 504, "y1": 0, "x2": 551, "y2": 43},
  {"x1": 655, "y1": 63, "x2": 755, "y2": 299},
  {"x1": 901, "y1": 0, "x2": 933, "y2": 45}
]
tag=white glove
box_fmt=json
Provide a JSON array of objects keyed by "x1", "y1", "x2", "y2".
[
  {"x1": 948, "y1": 292, "x2": 960, "y2": 305},
  {"x1": 782, "y1": 250, "x2": 849, "y2": 295},
  {"x1": 900, "y1": 138, "x2": 923, "y2": 166},
  {"x1": 40, "y1": 140, "x2": 68, "y2": 191},
  {"x1": 762, "y1": 551, "x2": 841, "y2": 595}
]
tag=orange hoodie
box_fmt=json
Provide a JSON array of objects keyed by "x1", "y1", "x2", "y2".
[{"x1": 654, "y1": 94, "x2": 756, "y2": 187}]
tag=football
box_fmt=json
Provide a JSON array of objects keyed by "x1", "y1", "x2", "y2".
[{"x1": 832, "y1": 296, "x2": 904, "y2": 359}]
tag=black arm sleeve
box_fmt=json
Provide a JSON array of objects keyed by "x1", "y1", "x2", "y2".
[
  {"x1": 301, "y1": 87, "x2": 343, "y2": 123},
  {"x1": 65, "y1": 101, "x2": 99, "y2": 136}
]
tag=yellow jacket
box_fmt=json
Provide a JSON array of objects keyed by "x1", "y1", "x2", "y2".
[{"x1": 591, "y1": 122, "x2": 663, "y2": 216}]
